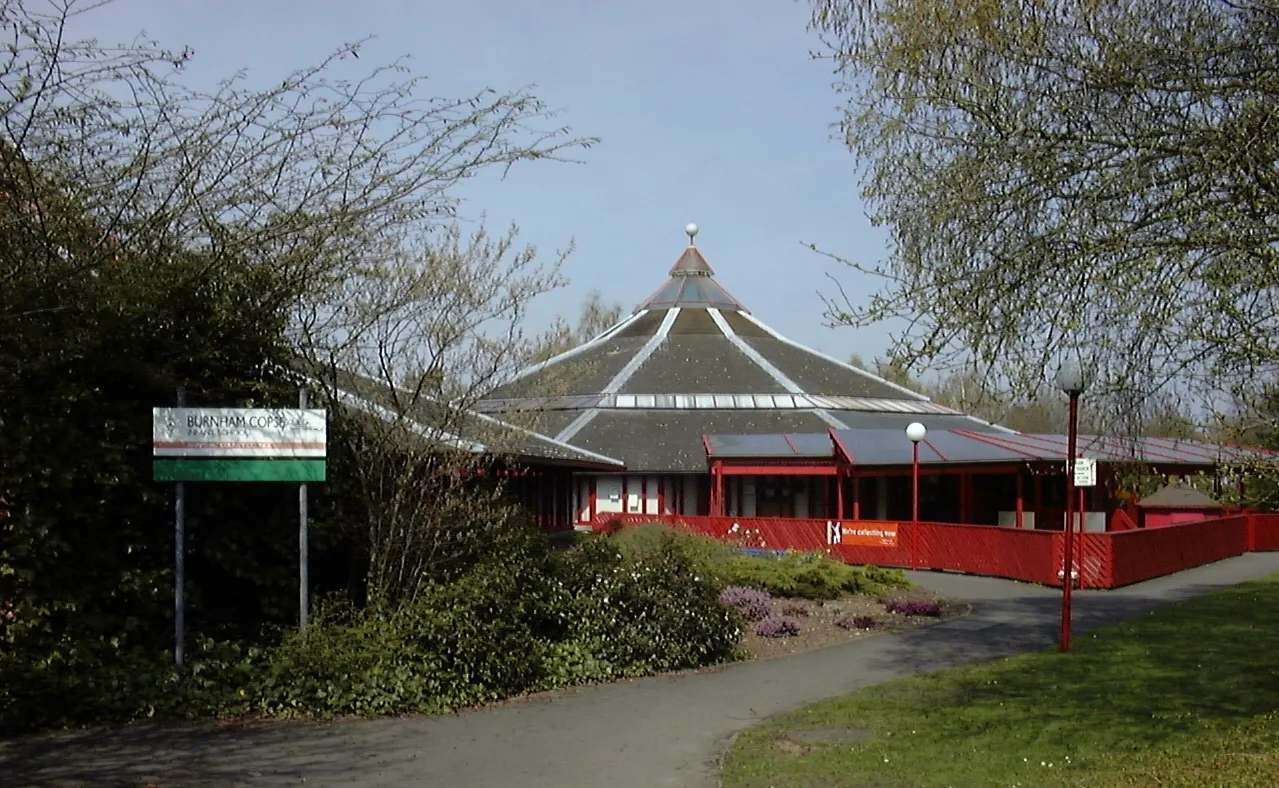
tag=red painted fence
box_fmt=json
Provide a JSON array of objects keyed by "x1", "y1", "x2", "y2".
[
  {"x1": 593, "y1": 512, "x2": 1279, "y2": 589},
  {"x1": 1251, "y1": 514, "x2": 1279, "y2": 552}
]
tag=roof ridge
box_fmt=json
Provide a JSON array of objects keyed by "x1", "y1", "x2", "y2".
[
  {"x1": 555, "y1": 307, "x2": 682, "y2": 443},
  {"x1": 708, "y1": 307, "x2": 846, "y2": 430},
  {"x1": 735, "y1": 311, "x2": 933, "y2": 403}
]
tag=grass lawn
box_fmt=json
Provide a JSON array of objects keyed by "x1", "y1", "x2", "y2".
[{"x1": 721, "y1": 573, "x2": 1279, "y2": 788}]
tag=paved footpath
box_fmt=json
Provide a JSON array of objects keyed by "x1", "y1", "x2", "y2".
[{"x1": 6, "y1": 553, "x2": 1279, "y2": 788}]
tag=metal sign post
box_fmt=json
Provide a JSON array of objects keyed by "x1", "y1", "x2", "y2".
[
  {"x1": 298, "y1": 387, "x2": 310, "y2": 632},
  {"x1": 174, "y1": 387, "x2": 187, "y2": 667}
]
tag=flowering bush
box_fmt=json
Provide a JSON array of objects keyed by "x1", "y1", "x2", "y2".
[
  {"x1": 835, "y1": 615, "x2": 877, "y2": 630},
  {"x1": 883, "y1": 599, "x2": 943, "y2": 617},
  {"x1": 719, "y1": 586, "x2": 773, "y2": 622},
  {"x1": 754, "y1": 615, "x2": 802, "y2": 638},
  {"x1": 556, "y1": 536, "x2": 741, "y2": 673},
  {"x1": 778, "y1": 601, "x2": 810, "y2": 617}
]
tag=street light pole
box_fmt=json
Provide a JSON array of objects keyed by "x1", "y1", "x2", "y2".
[
  {"x1": 1055, "y1": 361, "x2": 1085, "y2": 653},
  {"x1": 906, "y1": 422, "x2": 927, "y2": 571}
]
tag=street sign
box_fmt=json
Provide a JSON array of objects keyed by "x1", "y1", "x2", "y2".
[
  {"x1": 1074, "y1": 457, "x2": 1097, "y2": 487},
  {"x1": 153, "y1": 408, "x2": 326, "y2": 457},
  {"x1": 157, "y1": 397, "x2": 327, "y2": 666}
]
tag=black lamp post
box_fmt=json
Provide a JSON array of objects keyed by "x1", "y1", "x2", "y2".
[
  {"x1": 1055, "y1": 360, "x2": 1085, "y2": 652},
  {"x1": 906, "y1": 422, "x2": 927, "y2": 570}
]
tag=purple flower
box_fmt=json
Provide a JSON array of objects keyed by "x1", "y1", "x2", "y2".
[
  {"x1": 719, "y1": 586, "x2": 773, "y2": 622},
  {"x1": 836, "y1": 615, "x2": 877, "y2": 630},
  {"x1": 779, "y1": 601, "x2": 809, "y2": 618},
  {"x1": 883, "y1": 599, "x2": 942, "y2": 617},
  {"x1": 754, "y1": 615, "x2": 802, "y2": 638}
]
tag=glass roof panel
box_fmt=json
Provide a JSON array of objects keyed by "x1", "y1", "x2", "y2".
[
  {"x1": 679, "y1": 278, "x2": 710, "y2": 303},
  {"x1": 789, "y1": 433, "x2": 834, "y2": 456},
  {"x1": 924, "y1": 431, "x2": 1019, "y2": 462},
  {"x1": 644, "y1": 279, "x2": 683, "y2": 306},
  {"x1": 835, "y1": 429, "x2": 915, "y2": 465},
  {"x1": 707, "y1": 433, "x2": 798, "y2": 457}
]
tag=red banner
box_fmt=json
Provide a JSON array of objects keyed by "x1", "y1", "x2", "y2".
[{"x1": 840, "y1": 522, "x2": 898, "y2": 547}]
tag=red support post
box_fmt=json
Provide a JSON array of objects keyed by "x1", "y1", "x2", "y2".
[
  {"x1": 1015, "y1": 470, "x2": 1025, "y2": 529},
  {"x1": 588, "y1": 476, "x2": 597, "y2": 523},
  {"x1": 712, "y1": 463, "x2": 725, "y2": 517},
  {"x1": 836, "y1": 471, "x2": 845, "y2": 520},
  {"x1": 852, "y1": 474, "x2": 861, "y2": 520},
  {"x1": 912, "y1": 442, "x2": 920, "y2": 570},
  {"x1": 1061, "y1": 392, "x2": 1080, "y2": 652},
  {"x1": 1034, "y1": 472, "x2": 1043, "y2": 530}
]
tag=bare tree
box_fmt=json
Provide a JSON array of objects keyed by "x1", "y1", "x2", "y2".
[
  {"x1": 1, "y1": 0, "x2": 597, "y2": 608},
  {"x1": 528, "y1": 289, "x2": 626, "y2": 363},
  {"x1": 809, "y1": 0, "x2": 1279, "y2": 416}
]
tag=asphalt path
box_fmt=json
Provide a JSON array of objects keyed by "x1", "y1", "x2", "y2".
[{"x1": 5, "y1": 552, "x2": 1278, "y2": 788}]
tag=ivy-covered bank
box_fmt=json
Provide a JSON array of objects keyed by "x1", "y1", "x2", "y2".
[
  {"x1": 0, "y1": 525, "x2": 734, "y2": 732},
  {"x1": 0, "y1": 525, "x2": 913, "y2": 734}
]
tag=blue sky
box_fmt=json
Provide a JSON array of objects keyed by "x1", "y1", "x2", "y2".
[{"x1": 80, "y1": 0, "x2": 897, "y2": 362}]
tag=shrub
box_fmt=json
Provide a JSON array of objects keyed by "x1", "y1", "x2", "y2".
[
  {"x1": 1, "y1": 521, "x2": 747, "y2": 733},
  {"x1": 884, "y1": 599, "x2": 943, "y2": 617},
  {"x1": 778, "y1": 601, "x2": 810, "y2": 617},
  {"x1": 608, "y1": 523, "x2": 735, "y2": 586},
  {"x1": 719, "y1": 585, "x2": 774, "y2": 622},
  {"x1": 260, "y1": 555, "x2": 564, "y2": 718},
  {"x1": 721, "y1": 552, "x2": 911, "y2": 601},
  {"x1": 0, "y1": 635, "x2": 257, "y2": 733},
  {"x1": 557, "y1": 533, "x2": 740, "y2": 673},
  {"x1": 754, "y1": 615, "x2": 802, "y2": 638},
  {"x1": 835, "y1": 615, "x2": 878, "y2": 630},
  {"x1": 536, "y1": 639, "x2": 621, "y2": 689}
]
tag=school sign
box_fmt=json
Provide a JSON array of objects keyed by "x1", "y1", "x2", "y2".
[{"x1": 152, "y1": 407, "x2": 327, "y2": 481}]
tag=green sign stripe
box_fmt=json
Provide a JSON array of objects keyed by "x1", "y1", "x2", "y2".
[{"x1": 153, "y1": 459, "x2": 327, "y2": 483}]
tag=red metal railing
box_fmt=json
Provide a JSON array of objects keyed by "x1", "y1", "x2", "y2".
[
  {"x1": 1250, "y1": 514, "x2": 1279, "y2": 551},
  {"x1": 592, "y1": 511, "x2": 1279, "y2": 589},
  {"x1": 1099, "y1": 516, "x2": 1250, "y2": 588}
]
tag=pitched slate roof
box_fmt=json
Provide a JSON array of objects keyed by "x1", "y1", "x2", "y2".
[
  {"x1": 319, "y1": 370, "x2": 624, "y2": 469},
  {"x1": 476, "y1": 226, "x2": 1011, "y2": 473},
  {"x1": 569, "y1": 409, "x2": 838, "y2": 472}
]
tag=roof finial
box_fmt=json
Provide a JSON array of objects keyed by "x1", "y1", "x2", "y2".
[{"x1": 685, "y1": 223, "x2": 699, "y2": 246}]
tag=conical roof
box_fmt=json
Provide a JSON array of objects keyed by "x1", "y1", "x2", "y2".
[
  {"x1": 476, "y1": 226, "x2": 1005, "y2": 471},
  {"x1": 636, "y1": 241, "x2": 747, "y2": 311}
]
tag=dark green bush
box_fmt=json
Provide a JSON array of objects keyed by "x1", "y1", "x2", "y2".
[
  {"x1": 720, "y1": 550, "x2": 910, "y2": 600},
  {"x1": 1, "y1": 520, "x2": 751, "y2": 733},
  {"x1": 0, "y1": 634, "x2": 264, "y2": 733},
  {"x1": 259, "y1": 539, "x2": 567, "y2": 718},
  {"x1": 557, "y1": 533, "x2": 741, "y2": 673},
  {"x1": 603, "y1": 524, "x2": 913, "y2": 601}
]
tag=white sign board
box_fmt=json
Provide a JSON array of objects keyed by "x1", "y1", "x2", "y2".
[
  {"x1": 1073, "y1": 457, "x2": 1097, "y2": 487},
  {"x1": 153, "y1": 408, "x2": 326, "y2": 458}
]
